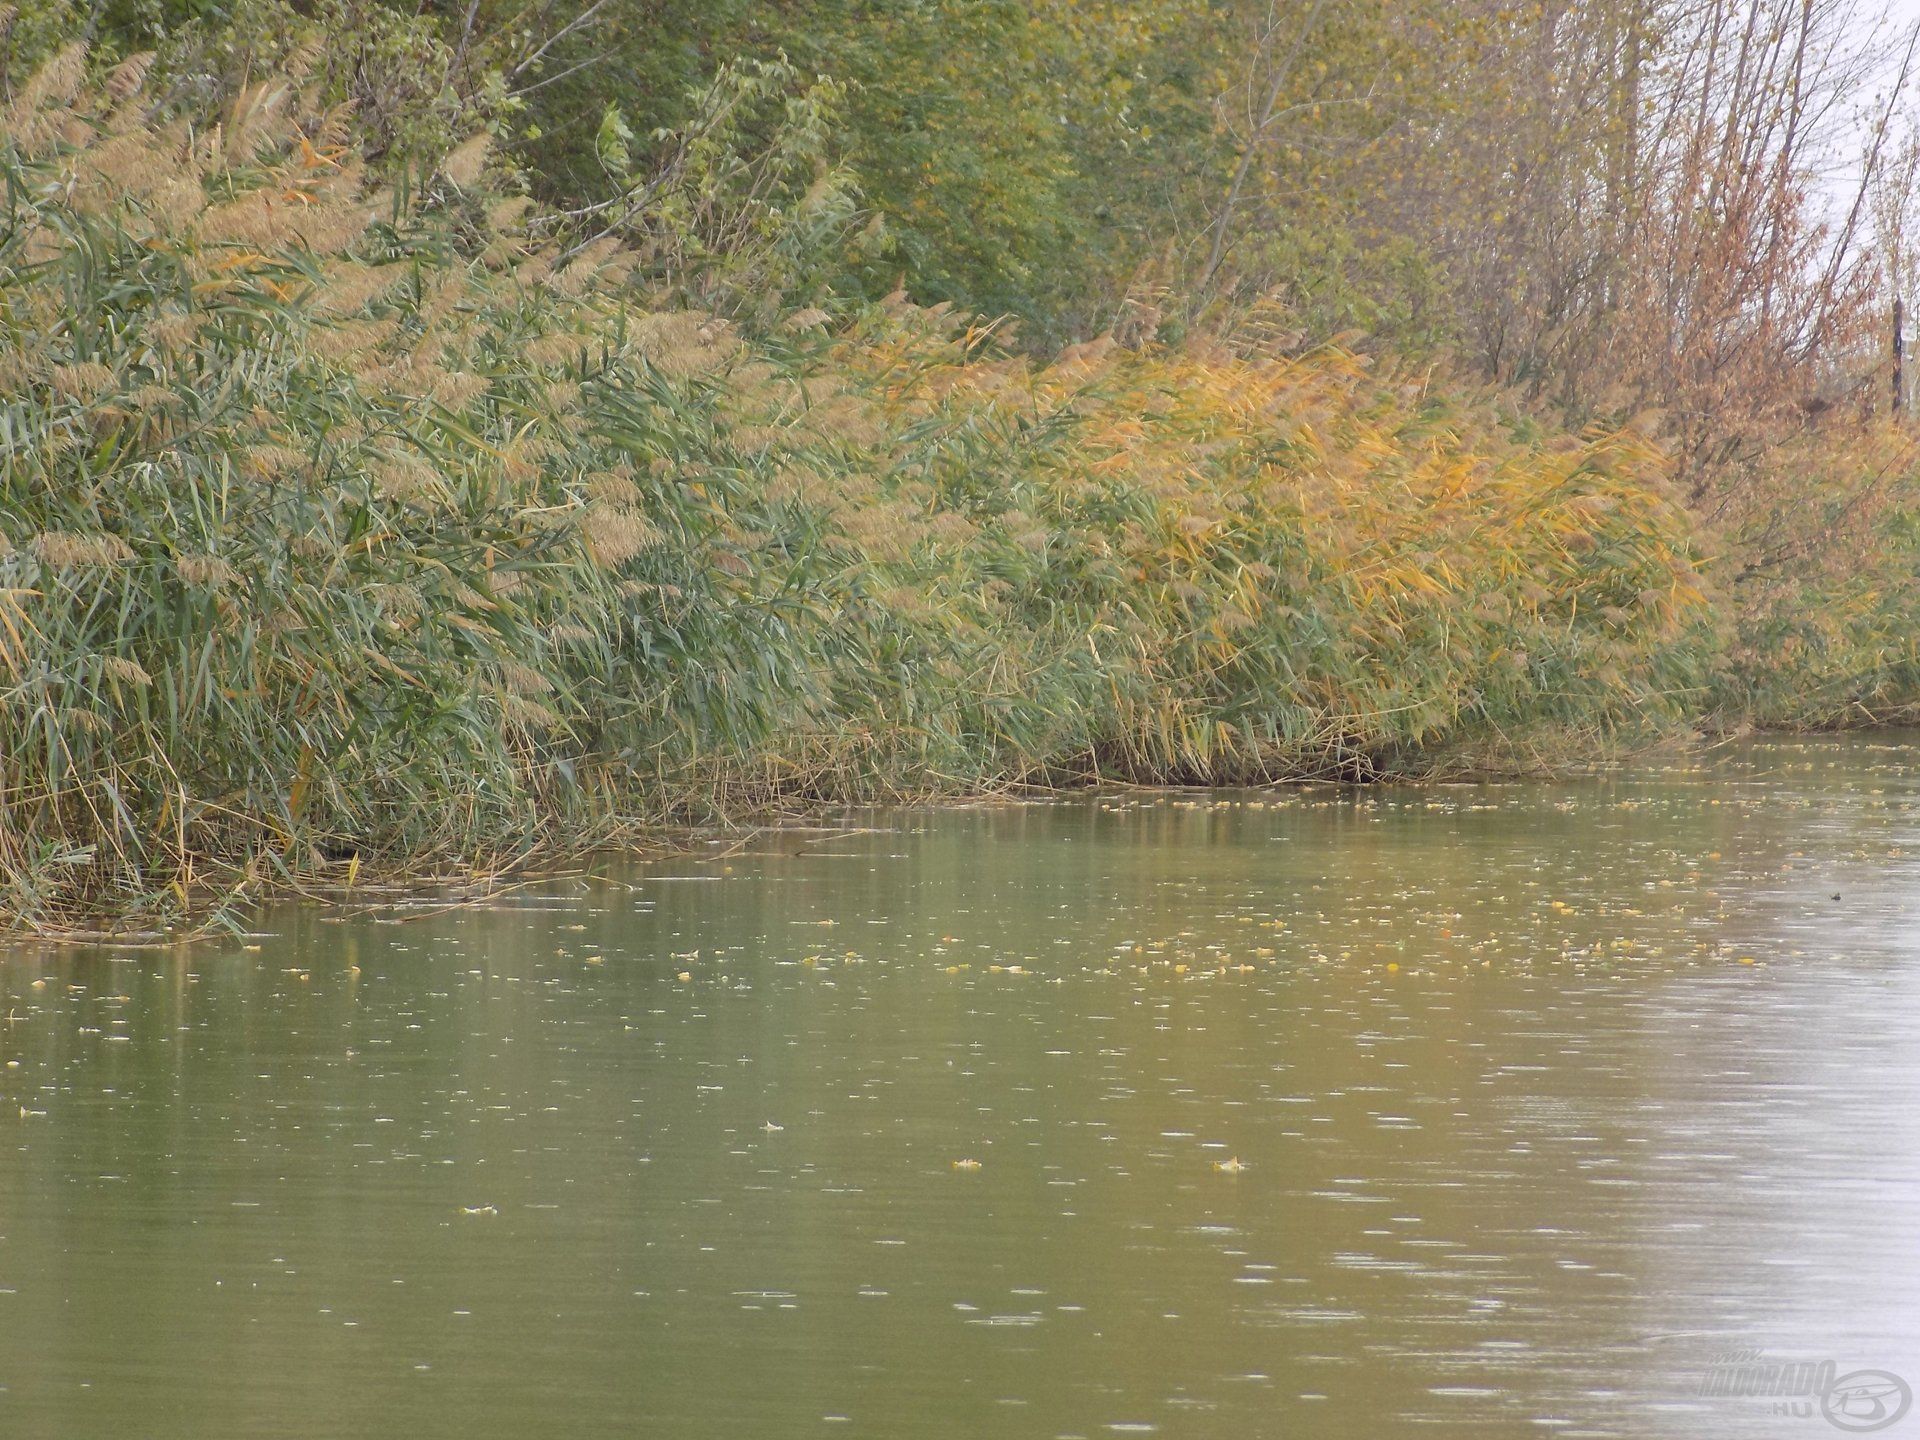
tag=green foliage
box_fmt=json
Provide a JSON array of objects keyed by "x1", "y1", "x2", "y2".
[
  {"x1": 3, "y1": 0, "x2": 1618, "y2": 362},
  {"x1": 588, "y1": 56, "x2": 886, "y2": 318},
  {"x1": 471, "y1": 0, "x2": 1191, "y2": 339}
]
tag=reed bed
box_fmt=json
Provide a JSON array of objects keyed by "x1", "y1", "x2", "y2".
[
  {"x1": 0, "y1": 54, "x2": 1719, "y2": 931},
  {"x1": 1703, "y1": 423, "x2": 1920, "y2": 730}
]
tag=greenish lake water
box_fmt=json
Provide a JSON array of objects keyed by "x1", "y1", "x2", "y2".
[{"x1": 5, "y1": 735, "x2": 1920, "y2": 1438}]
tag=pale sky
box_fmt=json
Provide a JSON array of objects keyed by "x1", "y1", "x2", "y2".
[
  {"x1": 1821, "y1": 0, "x2": 1920, "y2": 212},
  {"x1": 1860, "y1": 0, "x2": 1920, "y2": 105}
]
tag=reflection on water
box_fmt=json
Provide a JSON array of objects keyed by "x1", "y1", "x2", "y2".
[{"x1": 4, "y1": 735, "x2": 1920, "y2": 1438}]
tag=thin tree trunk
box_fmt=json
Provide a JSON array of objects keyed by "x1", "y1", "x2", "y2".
[{"x1": 1197, "y1": 0, "x2": 1331, "y2": 296}]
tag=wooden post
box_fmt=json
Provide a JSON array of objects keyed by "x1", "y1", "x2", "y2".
[{"x1": 1896, "y1": 297, "x2": 1906, "y2": 416}]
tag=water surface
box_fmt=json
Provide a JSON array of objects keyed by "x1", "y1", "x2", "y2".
[{"x1": 5, "y1": 735, "x2": 1919, "y2": 1438}]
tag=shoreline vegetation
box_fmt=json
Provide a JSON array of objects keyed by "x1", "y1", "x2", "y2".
[{"x1": 7, "y1": 6, "x2": 1920, "y2": 936}]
